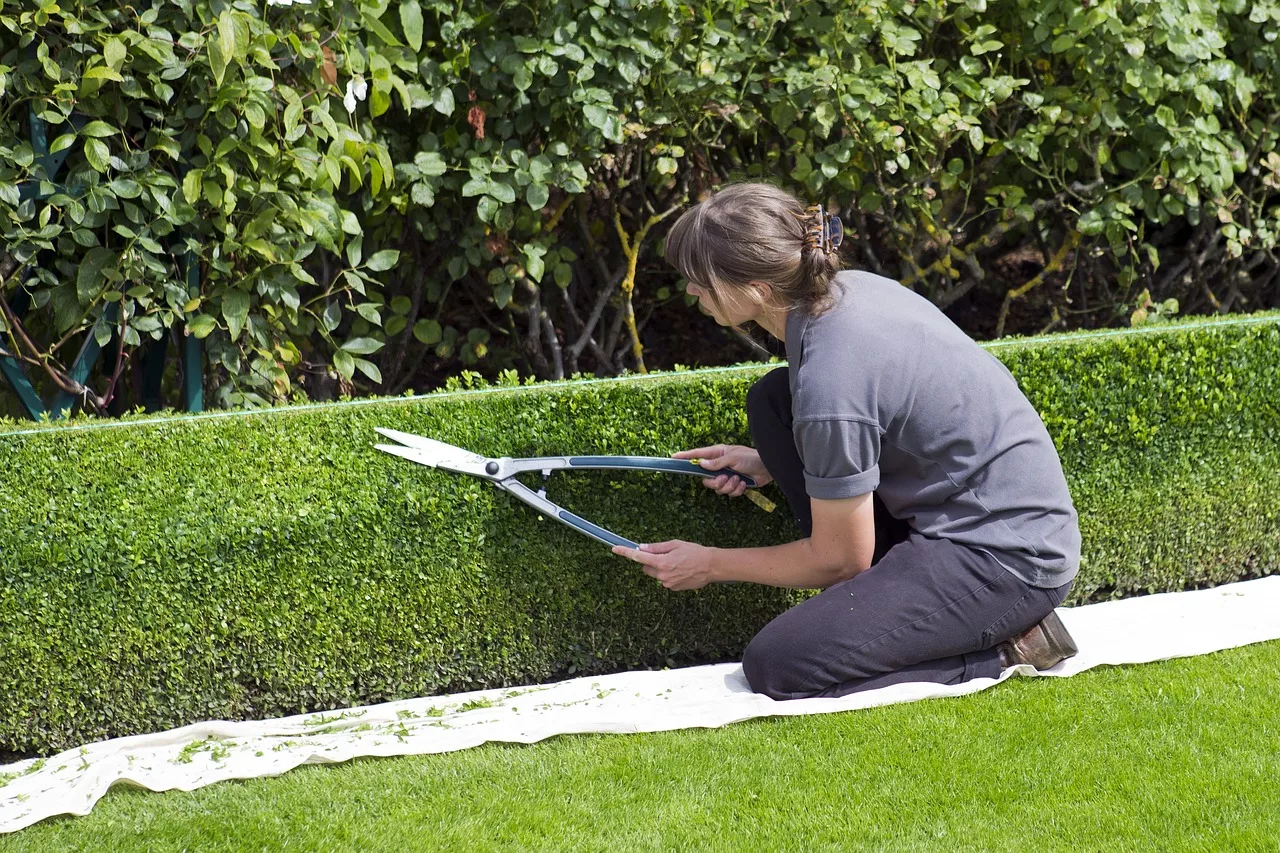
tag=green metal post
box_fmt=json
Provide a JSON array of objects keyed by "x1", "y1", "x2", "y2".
[
  {"x1": 0, "y1": 356, "x2": 46, "y2": 420},
  {"x1": 182, "y1": 249, "x2": 203, "y2": 412},
  {"x1": 0, "y1": 287, "x2": 47, "y2": 420},
  {"x1": 49, "y1": 302, "x2": 119, "y2": 419},
  {"x1": 141, "y1": 335, "x2": 168, "y2": 412}
]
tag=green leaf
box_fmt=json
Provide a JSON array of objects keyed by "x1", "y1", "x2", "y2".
[
  {"x1": 411, "y1": 182, "x2": 435, "y2": 206},
  {"x1": 487, "y1": 180, "x2": 516, "y2": 205},
  {"x1": 104, "y1": 38, "x2": 126, "y2": 69},
  {"x1": 553, "y1": 262, "x2": 573, "y2": 288},
  {"x1": 583, "y1": 104, "x2": 610, "y2": 131},
  {"x1": 526, "y1": 182, "x2": 549, "y2": 210},
  {"x1": 107, "y1": 178, "x2": 141, "y2": 199},
  {"x1": 132, "y1": 315, "x2": 162, "y2": 333},
  {"x1": 433, "y1": 87, "x2": 455, "y2": 116},
  {"x1": 1078, "y1": 208, "x2": 1105, "y2": 236},
  {"x1": 524, "y1": 250, "x2": 545, "y2": 283},
  {"x1": 341, "y1": 336, "x2": 384, "y2": 355},
  {"x1": 323, "y1": 300, "x2": 342, "y2": 332},
  {"x1": 370, "y1": 87, "x2": 391, "y2": 119},
  {"x1": 366, "y1": 250, "x2": 400, "y2": 271},
  {"x1": 362, "y1": 9, "x2": 403, "y2": 46},
  {"x1": 218, "y1": 11, "x2": 238, "y2": 67},
  {"x1": 81, "y1": 121, "x2": 116, "y2": 138},
  {"x1": 529, "y1": 156, "x2": 553, "y2": 183},
  {"x1": 77, "y1": 247, "x2": 115, "y2": 303},
  {"x1": 415, "y1": 151, "x2": 447, "y2": 177},
  {"x1": 343, "y1": 270, "x2": 367, "y2": 296},
  {"x1": 222, "y1": 289, "x2": 250, "y2": 341},
  {"x1": 187, "y1": 314, "x2": 217, "y2": 339},
  {"x1": 791, "y1": 152, "x2": 812, "y2": 182},
  {"x1": 244, "y1": 102, "x2": 266, "y2": 131},
  {"x1": 354, "y1": 358, "x2": 383, "y2": 384},
  {"x1": 494, "y1": 282, "x2": 514, "y2": 308},
  {"x1": 49, "y1": 133, "x2": 76, "y2": 155},
  {"x1": 813, "y1": 103, "x2": 837, "y2": 137},
  {"x1": 400, "y1": 0, "x2": 424, "y2": 52},
  {"x1": 334, "y1": 348, "x2": 355, "y2": 380},
  {"x1": 82, "y1": 66, "x2": 123, "y2": 83},
  {"x1": 355, "y1": 302, "x2": 382, "y2": 325},
  {"x1": 208, "y1": 36, "x2": 228, "y2": 87},
  {"x1": 413, "y1": 318, "x2": 442, "y2": 344},
  {"x1": 284, "y1": 102, "x2": 303, "y2": 139},
  {"x1": 183, "y1": 169, "x2": 204, "y2": 205}
]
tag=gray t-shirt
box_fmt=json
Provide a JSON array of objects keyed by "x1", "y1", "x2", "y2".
[{"x1": 785, "y1": 270, "x2": 1080, "y2": 588}]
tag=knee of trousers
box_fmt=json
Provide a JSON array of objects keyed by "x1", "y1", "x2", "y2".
[
  {"x1": 745, "y1": 367, "x2": 790, "y2": 426},
  {"x1": 742, "y1": 623, "x2": 818, "y2": 701}
]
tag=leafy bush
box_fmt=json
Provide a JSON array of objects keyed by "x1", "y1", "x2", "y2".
[
  {"x1": 1, "y1": 314, "x2": 1277, "y2": 755},
  {"x1": 2, "y1": 0, "x2": 1278, "y2": 417}
]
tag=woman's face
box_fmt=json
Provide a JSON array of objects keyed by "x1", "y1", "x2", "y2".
[{"x1": 685, "y1": 281, "x2": 764, "y2": 327}]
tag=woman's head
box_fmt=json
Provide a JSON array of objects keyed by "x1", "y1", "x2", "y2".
[{"x1": 663, "y1": 183, "x2": 843, "y2": 326}]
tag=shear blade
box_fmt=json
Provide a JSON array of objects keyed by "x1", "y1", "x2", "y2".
[
  {"x1": 374, "y1": 428, "x2": 494, "y2": 475},
  {"x1": 374, "y1": 443, "x2": 440, "y2": 466}
]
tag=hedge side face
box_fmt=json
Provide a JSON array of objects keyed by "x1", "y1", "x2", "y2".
[{"x1": 2, "y1": 317, "x2": 1278, "y2": 755}]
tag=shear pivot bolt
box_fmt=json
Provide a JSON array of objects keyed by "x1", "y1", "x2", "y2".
[{"x1": 486, "y1": 462, "x2": 500, "y2": 475}]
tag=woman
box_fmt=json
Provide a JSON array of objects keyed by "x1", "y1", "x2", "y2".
[{"x1": 611, "y1": 182, "x2": 1080, "y2": 700}]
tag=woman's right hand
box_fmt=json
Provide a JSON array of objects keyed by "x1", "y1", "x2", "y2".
[{"x1": 673, "y1": 444, "x2": 774, "y2": 496}]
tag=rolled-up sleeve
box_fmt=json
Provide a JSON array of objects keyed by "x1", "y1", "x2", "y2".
[{"x1": 793, "y1": 417, "x2": 881, "y2": 500}]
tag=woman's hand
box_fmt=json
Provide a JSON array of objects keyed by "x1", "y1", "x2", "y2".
[
  {"x1": 673, "y1": 444, "x2": 773, "y2": 496},
  {"x1": 612, "y1": 540, "x2": 718, "y2": 591}
]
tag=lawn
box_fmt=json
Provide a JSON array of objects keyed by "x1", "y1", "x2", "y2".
[{"x1": 3, "y1": 640, "x2": 1278, "y2": 852}]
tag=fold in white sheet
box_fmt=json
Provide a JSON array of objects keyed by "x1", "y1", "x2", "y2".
[{"x1": 3, "y1": 575, "x2": 1278, "y2": 834}]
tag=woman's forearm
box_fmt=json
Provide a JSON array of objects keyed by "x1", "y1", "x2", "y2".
[{"x1": 709, "y1": 539, "x2": 862, "y2": 590}]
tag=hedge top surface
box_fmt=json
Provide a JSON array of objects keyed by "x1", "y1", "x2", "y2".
[{"x1": 1, "y1": 311, "x2": 1277, "y2": 441}]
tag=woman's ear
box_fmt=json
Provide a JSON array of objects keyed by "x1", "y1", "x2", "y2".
[{"x1": 750, "y1": 280, "x2": 776, "y2": 306}]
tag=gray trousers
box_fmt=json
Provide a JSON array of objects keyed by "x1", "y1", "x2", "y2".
[{"x1": 742, "y1": 367, "x2": 1072, "y2": 700}]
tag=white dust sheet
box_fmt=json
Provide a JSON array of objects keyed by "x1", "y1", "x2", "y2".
[{"x1": 3, "y1": 575, "x2": 1279, "y2": 833}]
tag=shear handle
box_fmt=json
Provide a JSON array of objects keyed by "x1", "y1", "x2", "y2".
[
  {"x1": 498, "y1": 479, "x2": 639, "y2": 549},
  {"x1": 505, "y1": 455, "x2": 757, "y2": 488}
]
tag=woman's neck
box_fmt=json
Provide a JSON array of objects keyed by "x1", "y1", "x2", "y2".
[{"x1": 754, "y1": 302, "x2": 790, "y2": 342}]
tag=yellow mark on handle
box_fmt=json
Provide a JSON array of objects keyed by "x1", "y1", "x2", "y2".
[{"x1": 690, "y1": 459, "x2": 776, "y2": 513}]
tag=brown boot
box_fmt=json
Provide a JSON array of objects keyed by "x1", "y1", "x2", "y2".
[{"x1": 997, "y1": 611, "x2": 1079, "y2": 670}]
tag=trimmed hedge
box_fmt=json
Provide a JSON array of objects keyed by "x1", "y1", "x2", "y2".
[{"x1": 2, "y1": 313, "x2": 1279, "y2": 755}]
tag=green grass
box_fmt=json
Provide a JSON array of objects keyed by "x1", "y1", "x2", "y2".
[{"x1": 4, "y1": 640, "x2": 1279, "y2": 852}]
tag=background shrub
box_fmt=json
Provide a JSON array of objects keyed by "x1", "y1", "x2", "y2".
[{"x1": 2, "y1": 0, "x2": 1279, "y2": 417}]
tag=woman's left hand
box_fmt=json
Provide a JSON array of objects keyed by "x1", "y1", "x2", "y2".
[{"x1": 611, "y1": 540, "x2": 717, "y2": 590}]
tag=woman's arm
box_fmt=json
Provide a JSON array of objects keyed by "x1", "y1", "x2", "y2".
[
  {"x1": 718, "y1": 493, "x2": 876, "y2": 588},
  {"x1": 613, "y1": 492, "x2": 876, "y2": 590}
]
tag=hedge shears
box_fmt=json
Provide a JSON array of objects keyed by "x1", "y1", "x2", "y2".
[{"x1": 374, "y1": 428, "x2": 763, "y2": 549}]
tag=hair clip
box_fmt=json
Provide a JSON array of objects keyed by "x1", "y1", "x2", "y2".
[{"x1": 803, "y1": 205, "x2": 844, "y2": 255}]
